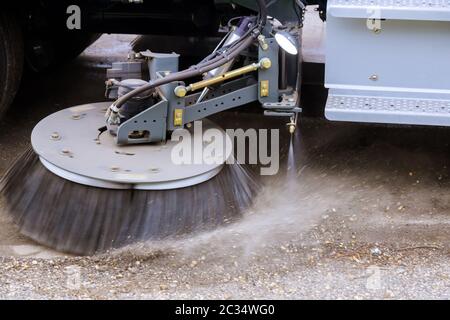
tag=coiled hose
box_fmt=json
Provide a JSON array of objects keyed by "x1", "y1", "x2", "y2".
[{"x1": 109, "y1": 0, "x2": 269, "y2": 112}]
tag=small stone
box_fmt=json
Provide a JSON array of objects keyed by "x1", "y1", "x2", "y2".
[
  {"x1": 190, "y1": 261, "x2": 198, "y2": 268},
  {"x1": 384, "y1": 290, "x2": 394, "y2": 298},
  {"x1": 370, "y1": 247, "x2": 382, "y2": 256}
]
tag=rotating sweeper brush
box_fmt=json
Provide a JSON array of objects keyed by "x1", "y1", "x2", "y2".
[{"x1": 0, "y1": 0, "x2": 303, "y2": 255}]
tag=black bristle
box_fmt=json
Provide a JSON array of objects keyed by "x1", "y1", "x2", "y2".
[{"x1": 0, "y1": 147, "x2": 260, "y2": 255}]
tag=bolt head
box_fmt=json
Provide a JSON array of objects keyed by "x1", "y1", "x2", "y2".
[
  {"x1": 174, "y1": 86, "x2": 187, "y2": 98},
  {"x1": 51, "y1": 132, "x2": 60, "y2": 140},
  {"x1": 149, "y1": 168, "x2": 160, "y2": 173},
  {"x1": 260, "y1": 58, "x2": 272, "y2": 70}
]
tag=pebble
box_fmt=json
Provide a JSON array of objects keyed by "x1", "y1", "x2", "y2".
[
  {"x1": 190, "y1": 261, "x2": 198, "y2": 268},
  {"x1": 370, "y1": 247, "x2": 382, "y2": 256}
]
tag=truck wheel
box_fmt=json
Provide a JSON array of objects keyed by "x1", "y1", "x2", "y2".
[{"x1": 0, "y1": 12, "x2": 23, "y2": 118}]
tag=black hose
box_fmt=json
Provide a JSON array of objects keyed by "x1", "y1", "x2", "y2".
[
  {"x1": 256, "y1": 0, "x2": 268, "y2": 29},
  {"x1": 113, "y1": 36, "x2": 255, "y2": 109},
  {"x1": 111, "y1": 0, "x2": 268, "y2": 111}
]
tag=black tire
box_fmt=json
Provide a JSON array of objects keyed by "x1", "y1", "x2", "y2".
[
  {"x1": 25, "y1": 32, "x2": 101, "y2": 72},
  {"x1": 0, "y1": 12, "x2": 23, "y2": 119}
]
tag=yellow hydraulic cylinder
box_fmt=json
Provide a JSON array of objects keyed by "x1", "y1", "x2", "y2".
[{"x1": 174, "y1": 58, "x2": 272, "y2": 98}]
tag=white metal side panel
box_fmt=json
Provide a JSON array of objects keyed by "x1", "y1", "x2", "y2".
[{"x1": 325, "y1": 0, "x2": 450, "y2": 126}]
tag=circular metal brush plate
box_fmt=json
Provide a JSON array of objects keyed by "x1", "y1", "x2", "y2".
[{"x1": 31, "y1": 102, "x2": 230, "y2": 190}]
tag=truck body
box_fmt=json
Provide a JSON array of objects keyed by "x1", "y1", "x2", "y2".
[{"x1": 1, "y1": 0, "x2": 450, "y2": 129}]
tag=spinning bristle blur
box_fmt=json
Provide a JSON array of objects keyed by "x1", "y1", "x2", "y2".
[
  {"x1": 0, "y1": 148, "x2": 259, "y2": 255},
  {"x1": 0, "y1": 0, "x2": 298, "y2": 255}
]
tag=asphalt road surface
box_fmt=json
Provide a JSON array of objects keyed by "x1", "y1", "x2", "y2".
[{"x1": 0, "y1": 29, "x2": 449, "y2": 299}]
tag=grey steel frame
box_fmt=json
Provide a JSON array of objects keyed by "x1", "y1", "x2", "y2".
[{"x1": 116, "y1": 38, "x2": 299, "y2": 145}]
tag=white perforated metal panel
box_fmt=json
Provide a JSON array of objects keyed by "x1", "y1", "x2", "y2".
[{"x1": 326, "y1": 94, "x2": 450, "y2": 126}]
